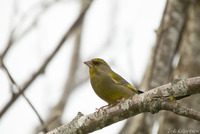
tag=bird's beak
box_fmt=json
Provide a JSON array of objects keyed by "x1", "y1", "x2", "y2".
[{"x1": 84, "y1": 60, "x2": 93, "y2": 68}]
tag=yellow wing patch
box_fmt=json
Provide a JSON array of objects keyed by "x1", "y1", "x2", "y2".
[
  {"x1": 109, "y1": 73, "x2": 121, "y2": 84},
  {"x1": 127, "y1": 84, "x2": 135, "y2": 90},
  {"x1": 109, "y1": 73, "x2": 138, "y2": 93},
  {"x1": 127, "y1": 84, "x2": 138, "y2": 93}
]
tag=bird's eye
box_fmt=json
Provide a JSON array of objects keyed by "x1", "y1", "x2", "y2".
[{"x1": 93, "y1": 61, "x2": 100, "y2": 65}]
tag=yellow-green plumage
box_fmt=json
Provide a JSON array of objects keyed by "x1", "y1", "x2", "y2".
[{"x1": 84, "y1": 58, "x2": 143, "y2": 105}]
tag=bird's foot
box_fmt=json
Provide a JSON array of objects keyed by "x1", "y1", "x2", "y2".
[
  {"x1": 117, "y1": 98, "x2": 125, "y2": 105},
  {"x1": 95, "y1": 104, "x2": 111, "y2": 112}
]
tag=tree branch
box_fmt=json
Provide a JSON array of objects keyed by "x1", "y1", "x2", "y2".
[{"x1": 46, "y1": 76, "x2": 200, "y2": 134}]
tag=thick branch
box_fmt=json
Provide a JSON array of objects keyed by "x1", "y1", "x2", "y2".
[{"x1": 46, "y1": 76, "x2": 200, "y2": 134}]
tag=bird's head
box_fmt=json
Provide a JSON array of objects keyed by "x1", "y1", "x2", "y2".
[{"x1": 84, "y1": 58, "x2": 111, "y2": 75}]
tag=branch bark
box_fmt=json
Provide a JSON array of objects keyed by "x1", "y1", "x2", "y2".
[
  {"x1": 46, "y1": 76, "x2": 200, "y2": 134},
  {"x1": 120, "y1": 1, "x2": 192, "y2": 133},
  {"x1": 158, "y1": 0, "x2": 200, "y2": 133}
]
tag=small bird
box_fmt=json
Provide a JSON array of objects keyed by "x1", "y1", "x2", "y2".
[{"x1": 84, "y1": 58, "x2": 143, "y2": 108}]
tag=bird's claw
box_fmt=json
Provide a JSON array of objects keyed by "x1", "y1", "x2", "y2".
[
  {"x1": 95, "y1": 105, "x2": 109, "y2": 112},
  {"x1": 117, "y1": 98, "x2": 125, "y2": 105}
]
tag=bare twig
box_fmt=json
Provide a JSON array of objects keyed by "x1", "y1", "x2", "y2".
[
  {"x1": 1, "y1": 62, "x2": 45, "y2": 130},
  {"x1": 0, "y1": 0, "x2": 92, "y2": 118},
  {"x1": 0, "y1": 0, "x2": 59, "y2": 60},
  {"x1": 40, "y1": 29, "x2": 81, "y2": 132},
  {"x1": 35, "y1": 1, "x2": 93, "y2": 132},
  {"x1": 46, "y1": 76, "x2": 200, "y2": 134}
]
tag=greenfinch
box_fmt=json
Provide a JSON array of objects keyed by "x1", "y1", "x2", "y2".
[{"x1": 84, "y1": 58, "x2": 143, "y2": 106}]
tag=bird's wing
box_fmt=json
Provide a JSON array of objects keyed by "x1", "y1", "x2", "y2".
[{"x1": 108, "y1": 72, "x2": 138, "y2": 93}]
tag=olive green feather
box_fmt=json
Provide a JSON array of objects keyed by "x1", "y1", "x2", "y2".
[{"x1": 84, "y1": 58, "x2": 143, "y2": 105}]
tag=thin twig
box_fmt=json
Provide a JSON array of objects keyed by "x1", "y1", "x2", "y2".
[
  {"x1": 35, "y1": 1, "x2": 93, "y2": 132},
  {"x1": 0, "y1": 0, "x2": 59, "y2": 61},
  {"x1": 0, "y1": 1, "x2": 92, "y2": 118},
  {"x1": 1, "y1": 62, "x2": 45, "y2": 130}
]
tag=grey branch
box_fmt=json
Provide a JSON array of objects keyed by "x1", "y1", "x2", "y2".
[{"x1": 46, "y1": 76, "x2": 200, "y2": 134}]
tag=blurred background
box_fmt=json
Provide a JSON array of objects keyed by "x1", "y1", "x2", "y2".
[{"x1": 1, "y1": 0, "x2": 200, "y2": 134}]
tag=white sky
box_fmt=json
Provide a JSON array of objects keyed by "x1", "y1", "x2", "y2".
[{"x1": 0, "y1": 0, "x2": 166, "y2": 134}]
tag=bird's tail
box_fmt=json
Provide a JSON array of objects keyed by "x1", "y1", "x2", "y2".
[{"x1": 137, "y1": 90, "x2": 144, "y2": 94}]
